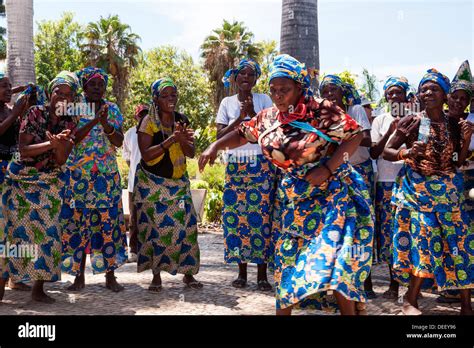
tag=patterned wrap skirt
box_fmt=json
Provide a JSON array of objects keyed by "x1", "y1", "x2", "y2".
[
  {"x1": 1, "y1": 161, "x2": 67, "y2": 282},
  {"x1": 223, "y1": 155, "x2": 277, "y2": 264},
  {"x1": 391, "y1": 165, "x2": 474, "y2": 291},
  {"x1": 0, "y1": 160, "x2": 9, "y2": 275},
  {"x1": 352, "y1": 158, "x2": 375, "y2": 200},
  {"x1": 134, "y1": 164, "x2": 200, "y2": 275},
  {"x1": 274, "y1": 162, "x2": 374, "y2": 312},
  {"x1": 60, "y1": 168, "x2": 128, "y2": 275},
  {"x1": 375, "y1": 181, "x2": 396, "y2": 263}
]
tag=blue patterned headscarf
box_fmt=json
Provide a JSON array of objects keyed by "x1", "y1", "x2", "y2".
[
  {"x1": 269, "y1": 54, "x2": 313, "y2": 97},
  {"x1": 48, "y1": 71, "x2": 80, "y2": 95},
  {"x1": 319, "y1": 74, "x2": 361, "y2": 106},
  {"x1": 418, "y1": 68, "x2": 451, "y2": 94},
  {"x1": 77, "y1": 67, "x2": 109, "y2": 88},
  {"x1": 222, "y1": 58, "x2": 262, "y2": 88},
  {"x1": 15, "y1": 85, "x2": 47, "y2": 106},
  {"x1": 383, "y1": 76, "x2": 410, "y2": 93},
  {"x1": 151, "y1": 77, "x2": 177, "y2": 97}
]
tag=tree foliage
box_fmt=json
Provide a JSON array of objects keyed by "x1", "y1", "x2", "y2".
[
  {"x1": 81, "y1": 14, "x2": 141, "y2": 111},
  {"x1": 201, "y1": 20, "x2": 263, "y2": 111},
  {"x1": 34, "y1": 12, "x2": 83, "y2": 87},
  {"x1": 127, "y1": 46, "x2": 215, "y2": 153}
]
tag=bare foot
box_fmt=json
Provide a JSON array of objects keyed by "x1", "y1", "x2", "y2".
[
  {"x1": 105, "y1": 274, "x2": 124, "y2": 292},
  {"x1": 32, "y1": 291, "x2": 56, "y2": 304},
  {"x1": 8, "y1": 280, "x2": 32, "y2": 291},
  {"x1": 148, "y1": 274, "x2": 162, "y2": 293},
  {"x1": 67, "y1": 274, "x2": 85, "y2": 291},
  {"x1": 402, "y1": 300, "x2": 422, "y2": 315},
  {"x1": 183, "y1": 275, "x2": 203, "y2": 289}
]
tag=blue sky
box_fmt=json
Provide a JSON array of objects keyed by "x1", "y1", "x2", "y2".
[{"x1": 5, "y1": 0, "x2": 474, "y2": 94}]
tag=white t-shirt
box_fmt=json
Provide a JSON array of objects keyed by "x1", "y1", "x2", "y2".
[
  {"x1": 123, "y1": 125, "x2": 141, "y2": 192},
  {"x1": 347, "y1": 104, "x2": 371, "y2": 165},
  {"x1": 371, "y1": 112, "x2": 404, "y2": 182},
  {"x1": 216, "y1": 93, "x2": 273, "y2": 157}
]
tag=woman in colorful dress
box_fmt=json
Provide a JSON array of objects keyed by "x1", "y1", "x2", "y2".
[
  {"x1": 384, "y1": 68, "x2": 474, "y2": 315},
  {"x1": 217, "y1": 58, "x2": 276, "y2": 291},
  {"x1": 319, "y1": 75, "x2": 376, "y2": 298},
  {"x1": 0, "y1": 71, "x2": 79, "y2": 303},
  {"x1": 135, "y1": 77, "x2": 201, "y2": 292},
  {"x1": 0, "y1": 78, "x2": 48, "y2": 293},
  {"x1": 436, "y1": 61, "x2": 474, "y2": 305},
  {"x1": 200, "y1": 54, "x2": 374, "y2": 315},
  {"x1": 61, "y1": 67, "x2": 128, "y2": 292},
  {"x1": 370, "y1": 76, "x2": 411, "y2": 300}
]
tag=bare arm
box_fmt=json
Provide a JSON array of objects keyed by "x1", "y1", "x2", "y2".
[{"x1": 199, "y1": 129, "x2": 248, "y2": 171}]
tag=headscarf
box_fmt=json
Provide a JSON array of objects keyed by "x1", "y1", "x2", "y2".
[
  {"x1": 151, "y1": 77, "x2": 177, "y2": 97},
  {"x1": 149, "y1": 78, "x2": 178, "y2": 127},
  {"x1": 222, "y1": 58, "x2": 262, "y2": 88},
  {"x1": 48, "y1": 71, "x2": 80, "y2": 95},
  {"x1": 450, "y1": 60, "x2": 472, "y2": 98},
  {"x1": 269, "y1": 54, "x2": 313, "y2": 97},
  {"x1": 15, "y1": 84, "x2": 47, "y2": 106},
  {"x1": 383, "y1": 76, "x2": 410, "y2": 94},
  {"x1": 418, "y1": 68, "x2": 451, "y2": 95},
  {"x1": 77, "y1": 67, "x2": 109, "y2": 88},
  {"x1": 134, "y1": 104, "x2": 149, "y2": 118},
  {"x1": 319, "y1": 74, "x2": 361, "y2": 106}
]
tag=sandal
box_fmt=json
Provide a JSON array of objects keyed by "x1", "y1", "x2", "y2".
[
  {"x1": 382, "y1": 288, "x2": 399, "y2": 300},
  {"x1": 436, "y1": 294, "x2": 461, "y2": 304},
  {"x1": 8, "y1": 280, "x2": 32, "y2": 291},
  {"x1": 365, "y1": 290, "x2": 377, "y2": 299},
  {"x1": 257, "y1": 280, "x2": 272, "y2": 292},
  {"x1": 185, "y1": 280, "x2": 203, "y2": 289},
  {"x1": 231, "y1": 278, "x2": 247, "y2": 288}
]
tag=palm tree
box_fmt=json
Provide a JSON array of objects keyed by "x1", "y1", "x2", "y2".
[
  {"x1": 0, "y1": 0, "x2": 7, "y2": 60},
  {"x1": 81, "y1": 15, "x2": 141, "y2": 111},
  {"x1": 280, "y1": 0, "x2": 319, "y2": 75},
  {"x1": 5, "y1": 0, "x2": 35, "y2": 85},
  {"x1": 201, "y1": 20, "x2": 263, "y2": 110}
]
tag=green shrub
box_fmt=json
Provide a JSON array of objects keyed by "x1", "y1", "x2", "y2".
[
  {"x1": 116, "y1": 150, "x2": 129, "y2": 189},
  {"x1": 205, "y1": 189, "x2": 223, "y2": 223}
]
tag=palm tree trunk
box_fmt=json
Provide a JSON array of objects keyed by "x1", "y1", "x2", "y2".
[
  {"x1": 5, "y1": 0, "x2": 35, "y2": 86},
  {"x1": 280, "y1": 0, "x2": 319, "y2": 71}
]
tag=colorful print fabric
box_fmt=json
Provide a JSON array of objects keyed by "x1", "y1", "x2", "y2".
[
  {"x1": 222, "y1": 58, "x2": 262, "y2": 88},
  {"x1": 1, "y1": 161, "x2": 67, "y2": 282},
  {"x1": 269, "y1": 54, "x2": 313, "y2": 97},
  {"x1": 19, "y1": 105, "x2": 77, "y2": 171},
  {"x1": 391, "y1": 165, "x2": 474, "y2": 291},
  {"x1": 63, "y1": 168, "x2": 123, "y2": 209},
  {"x1": 223, "y1": 155, "x2": 277, "y2": 264},
  {"x1": 375, "y1": 181, "x2": 396, "y2": 263},
  {"x1": 352, "y1": 158, "x2": 375, "y2": 200},
  {"x1": 274, "y1": 162, "x2": 374, "y2": 311},
  {"x1": 418, "y1": 68, "x2": 451, "y2": 94},
  {"x1": 66, "y1": 99, "x2": 122, "y2": 175},
  {"x1": 133, "y1": 164, "x2": 200, "y2": 276},
  {"x1": 238, "y1": 97, "x2": 361, "y2": 173},
  {"x1": 60, "y1": 170, "x2": 127, "y2": 275}
]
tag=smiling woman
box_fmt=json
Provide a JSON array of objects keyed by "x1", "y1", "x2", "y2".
[{"x1": 383, "y1": 68, "x2": 474, "y2": 316}]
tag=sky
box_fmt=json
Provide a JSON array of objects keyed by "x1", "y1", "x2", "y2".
[{"x1": 2, "y1": 0, "x2": 474, "y2": 95}]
